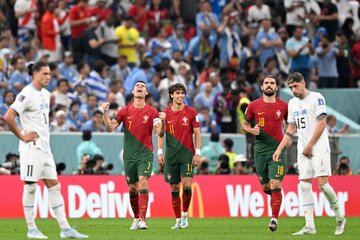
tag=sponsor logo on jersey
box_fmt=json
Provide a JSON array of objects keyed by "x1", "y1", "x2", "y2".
[{"x1": 258, "y1": 112, "x2": 264, "y2": 115}]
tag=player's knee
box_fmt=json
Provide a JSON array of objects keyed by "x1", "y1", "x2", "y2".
[
  {"x1": 170, "y1": 183, "x2": 180, "y2": 192},
  {"x1": 24, "y1": 183, "x2": 37, "y2": 194},
  {"x1": 48, "y1": 183, "x2": 61, "y2": 192}
]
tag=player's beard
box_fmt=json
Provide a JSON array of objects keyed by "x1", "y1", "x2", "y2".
[{"x1": 263, "y1": 88, "x2": 276, "y2": 97}]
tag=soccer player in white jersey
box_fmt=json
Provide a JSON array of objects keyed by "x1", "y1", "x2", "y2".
[
  {"x1": 272, "y1": 72, "x2": 346, "y2": 236},
  {"x1": 4, "y1": 61, "x2": 88, "y2": 239}
]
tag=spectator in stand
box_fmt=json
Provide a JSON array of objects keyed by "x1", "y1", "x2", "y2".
[
  {"x1": 233, "y1": 154, "x2": 250, "y2": 175},
  {"x1": 80, "y1": 94, "x2": 98, "y2": 121},
  {"x1": 215, "y1": 154, "x2": 231, "y2": 175},
  {"x1": 53, "y1": 79, "x2": 71, "y2": 110},
  {"x1": 115, "y1": 16, "x2": 139, "y2": 68},
  {"x1": 128, "y1": 0, "x2": 148, "y2": 34},
  {"x1": 194, "y1": 81, "x2": 214, "y2": 111},
  {"x1": 67, "y1": 101, "x2": 84, "y2": 131},
  {"x1": 167, "y1": 24, "x2": 188, "y2": 54},
  {"x1": 198, "y1": 106, "x2": 217, "y2": 133},
  {"x1": 108, "y1": 81, "x2": 126, "y2": 108},
  {"x1": 91, "y1": 0, "x2": 112, "y2": 22},
  {"x1": 334, "y1": 156, "x2": 352, "y2": 176},
  {"x1": 196, "y1": 0, "x2": 219, "y2": 41},
  {"x1": 58, "y1": 52, "x2": 78, "y2": 88},
  {"x1": 335, "y1": 31, "x2": 351, "y2": 88},
  {"x1": 197, "y1": 157, "x2": 210, "y2": 175},
  {"x1": 201, "y1": 132, "x2": 226, "y2": 173},
  {"x1": 169, "y1": 50, "x2": 191, "y2": 74},
  {"x1": 82, "y1": 16, "x2": 105, "y2": 68},
  {"x1": 145, "y1": 40, "x2": 166, "y2": 67},
  {"x1": 217, "y1": 12, "x2": 242, "y2": 68},
  {"x1": 0, "y1": 90, "x2": 15, "y2": 117},
  {"x1": 147, "y1": 0, "x2": 169, "y2": 38},
  {"x1": 46, "y1": 62, "x2": 61, "y2": 92},
  {"x1": 51, "y1": 110, "x2": 71, "y2": 132},
  {"x1": 147, "y1": 73, "x2": 161, "y2": 103},
  {"x1": 186, "y1": 29, "x2": 216, "y2": 74},
  {"x1": 96, "y1": 14, "x2": 119, "y2": 66},
  {"x1": 285, "y1": 26, "x2": 314, "y2": 88},
  {"x1": 213, "y1": 84, "x2": 236, "y2": 133},
  {"x1": 109, "y1": 55, "x2": 131, "y2": 84},
  {"x1": 108, "y1": 0, "x2": 128, "y2": 25},
  {"x1": 316, "y1": 34, "x2": 340, "y2": 88},
  {"x1": 14, "y1": 0, "x2": 37, "y2": 52},
  {"x1": 76, "y1": 61, "x2": 90, "y2": 82},
  {"x1": 247, "y1": 0, "x2": 271, "y2": 23},
  {"x1": 284, "y1": 0, "x2": 306, "y2": 37},
  {"x1": 317, "y1": 0, "x2": 339, "y2": 41},
  {"x1": 80, "y1": 109, "x2": 105, "y2": 132},
  {"x1": 76, "y1": 129, "x2": 103, "y2": 166},
  {"x1": 123, "y1": 60, "x2": 150, "y2": 96},
  {"x1": 9, "y1": 56, "x2": 30, "y2": 95},
  {"x1": 254, "y1": 18, "x2": 283, "y2": 68},
  {"x1": 56, "y1": 0, "x2": 71, "y2": 51},
  {"x1": 22, "y1": 46, "x2": 36, "y2": 67},
  {"x1": 69, "y1": 0, "x2": 91, "y2": 62},
  {"x1": 84, "y1": 60, "x2": 109, "y2": 104},
  {"x1": 0, "y1": 61, "x2": 9, "y2": 105},
  {"x1": 158, "y1": 66, "x2": 185, "y2": 109},
  {"x1": 41, "y1": 3, "x2": 61, "y2": 62}
]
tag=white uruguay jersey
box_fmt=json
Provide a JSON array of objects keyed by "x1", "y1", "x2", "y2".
[
  {"x1": 11, "y1": 84, "x2": 51, "y2": 153},
  {"x1": 288, "y1": 91, "x2": 330, "y2": 152}
]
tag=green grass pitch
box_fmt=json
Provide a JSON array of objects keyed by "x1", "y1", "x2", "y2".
[{"x1": 0, "y1": 217, "x2": 359, "y2": 240}]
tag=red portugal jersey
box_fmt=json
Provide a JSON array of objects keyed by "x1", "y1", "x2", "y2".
[
  {"x1": 245, "y1": 98, "x2": 288, "y2": 154},
  {"x1": 116, "y1": 104, "x2": 159, "y2": 162},
  {"x1": 163, "y1": 105, "x2": 200, "y2": 164}
]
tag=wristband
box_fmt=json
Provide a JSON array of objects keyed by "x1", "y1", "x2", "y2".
[
  {"x1": 157, "y1": 149, "x2": 163, "y2": 156},
  {"x1": 195, "y1": 149, "x2": 201, "y2": 155}
]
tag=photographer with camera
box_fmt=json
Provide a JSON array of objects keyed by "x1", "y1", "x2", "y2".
[
  {"x1": 215, "y1": 154, "x2": 231, "y2": 175},
  {"x1": 74, "y1": 154, "x2": 113, "y2": 175}
]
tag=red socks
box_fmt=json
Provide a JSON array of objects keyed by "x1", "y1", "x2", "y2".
[
  {"x1": 139, "y1": 190, "x2": 149, "y2": 221},
  {"x1": 129, "y1": 192, "x2": 139, "y2": 219},
  {"x1": 182, "y1": 188, "x2": 192, "y2": 212},
  {"x1": 271, "y1": 189, "x2": 282, "y2": 219},
  {"x1": 171, "y1": 192, "x2": 181, "y2": 218}
]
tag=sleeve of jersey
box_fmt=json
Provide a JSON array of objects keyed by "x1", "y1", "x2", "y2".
[
  {"x1": 192, "y1": 109, "x2": 200, "y2": 128},
  {"x1": 314, "y1": 94, "x2": 327, "y2": 117},
  {"x1": 116, "y1": 108, "x2": 125, "y2": 124},
  {"x1": 244, "y1": 104, "x2": 253, "y2": 122},
  {"x1": 10, "y1": 91, "x2": 29, "y2": 115},
  {"x1": 287, "y1": 103, "x2": 295, "y2": 125}
]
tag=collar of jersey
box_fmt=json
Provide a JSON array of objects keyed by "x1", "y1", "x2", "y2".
[{"x1": 30, "y1": 83, "x2": 41, "y2": 92}]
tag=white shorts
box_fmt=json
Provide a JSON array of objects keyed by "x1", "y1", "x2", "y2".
[
  {"x1": 20, "y1": 148, "x2": 58, "y2": 182},
  {"x1": 297, "y1": 150, "x2": 332, "y2": 180}
]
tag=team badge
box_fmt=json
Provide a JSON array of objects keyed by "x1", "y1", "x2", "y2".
[
  {"x1": 318, "y1": 98, "x2": 324, "y2": 106},
  {"x1": 182, "y1": 116, "x2": 188, "y2": 126},
  {"x1": 19, "y1": 95, "x2": 26, "y2": 102},
  {"x1": 143, "y1": 114, "x2": 149, "y2": 123},
  {"x1": 275, "y1": 110, "x2": 281, "y2": 119}
]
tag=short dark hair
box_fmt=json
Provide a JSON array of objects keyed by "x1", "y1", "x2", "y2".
[
  {"x1": 224, "y1": 138, "x2": 234, "y2": 149},
  {"x1": 210, "y1": 132, "x2": 220, "y2": 142},
  {"x1": 28, "y1": 61, "x2": 49, "y2": 76},
  {"x1": 168, "y1": 83, "x2": 187, "y2": 101},
  {"x1": 261, "y1": 74, "x2": 279, "y2": 85},
  {"x1": 57, "y1": 78, "x2": 69, "y2": 87},
  {"x1": 287, "y1": 72, "x2": 304, "y2": 84},
  {"x1": 82, "y1": 130, "x2": 92, "y2": 141}
]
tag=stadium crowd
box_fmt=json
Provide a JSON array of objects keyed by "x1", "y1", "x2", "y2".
[{"x1": 0, "y1": 0, "x2": 359, "y2": 174}]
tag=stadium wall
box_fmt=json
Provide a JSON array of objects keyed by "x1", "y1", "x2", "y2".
[{"x1": 0, "y1": 175, "x2": 359, "y2": 218}]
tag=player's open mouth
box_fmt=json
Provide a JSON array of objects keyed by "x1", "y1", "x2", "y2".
[{"x1": 137, "y1": 89, "x2": 142, "y2": 93}]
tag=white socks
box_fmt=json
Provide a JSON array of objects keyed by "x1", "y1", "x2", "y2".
[
  {"x1": 48, "y1": 184, "x2": 71, "y2": 229},
  {"x1": 23, "y1": 184, "x2": 37, "y2": 230},
  {"x1": 320, "y1": 182, "x2": 344, "y2": 221},
  {"x1": 300, "y1": 181, "x2": 315, "y2": 229}
]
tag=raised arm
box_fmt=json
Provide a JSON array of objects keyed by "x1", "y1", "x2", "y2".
[
  {"x1": 154, "y1": 112, "x2": 166, "y2": 138},
  {"x1": 102, "y1": 102, "x2": 119, "y2": 132}
]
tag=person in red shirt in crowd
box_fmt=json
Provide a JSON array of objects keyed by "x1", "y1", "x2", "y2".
[
  {"x1": 352, "y1": 41, "x2": 360, "y2": 87},
  {"x1": 69, "y1": 0, "x2": 91, "y2": 61},
  {"x1": 128, "y1": 0, "x2": 148, "y2": 34},
  {"x1": 41, "y1": 3, "x2": 61, "y2": 62},
  {"x1": 147, "y1": 0, "x2": 169, "y2": 38},
  {"x1": 91, "y1": 0, "x2": 112, "y2": 22}
]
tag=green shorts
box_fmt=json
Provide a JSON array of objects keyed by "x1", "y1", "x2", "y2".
[
  {"x1": 254, "y1": 150, "x2": 287, "y2": 185},
  {"x1": 164, "y1": 162, "x2": 194, "y2": 184},
  {"x1": 124, "y1": 160, "x2": 153, "y2": 184}
]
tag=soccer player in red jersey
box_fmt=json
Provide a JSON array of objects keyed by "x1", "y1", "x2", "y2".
[
  {"x1": 157, "y1": 83, "x2": 201, "y2": 229},
  {"x1": 102, "y1": 80, "x2": 166, "y2": 230},
  {"x1": 241, "y1": 75, "x2": 288, "y2": 232}
]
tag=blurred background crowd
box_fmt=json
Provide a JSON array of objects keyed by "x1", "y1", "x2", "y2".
[{"x1": 0, "y1": 0, "x2": 359, "y2": 175}]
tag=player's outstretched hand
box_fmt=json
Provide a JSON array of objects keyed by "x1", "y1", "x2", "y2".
[
  {"x1": 102, "y1": 102, "x2": 110, "y2": 113},
  {"x1": 272, "y1": 149, "x2": 281, "y2": 162},
  {"x1": 252, "y1": 123, "x2": 260, "y2": 135},
  {"x1": 157, "y1": 154, "x2": 164, "y2": 167},
  {"x1": 192, "y1": 153, "x2": 200, "y2": 167},
  {"x1": 159, "y1": 112, "x2": 166, "y2": 121},
  {"x1": 21, "y1": 131, "x2": 39, "y2": 143}
]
